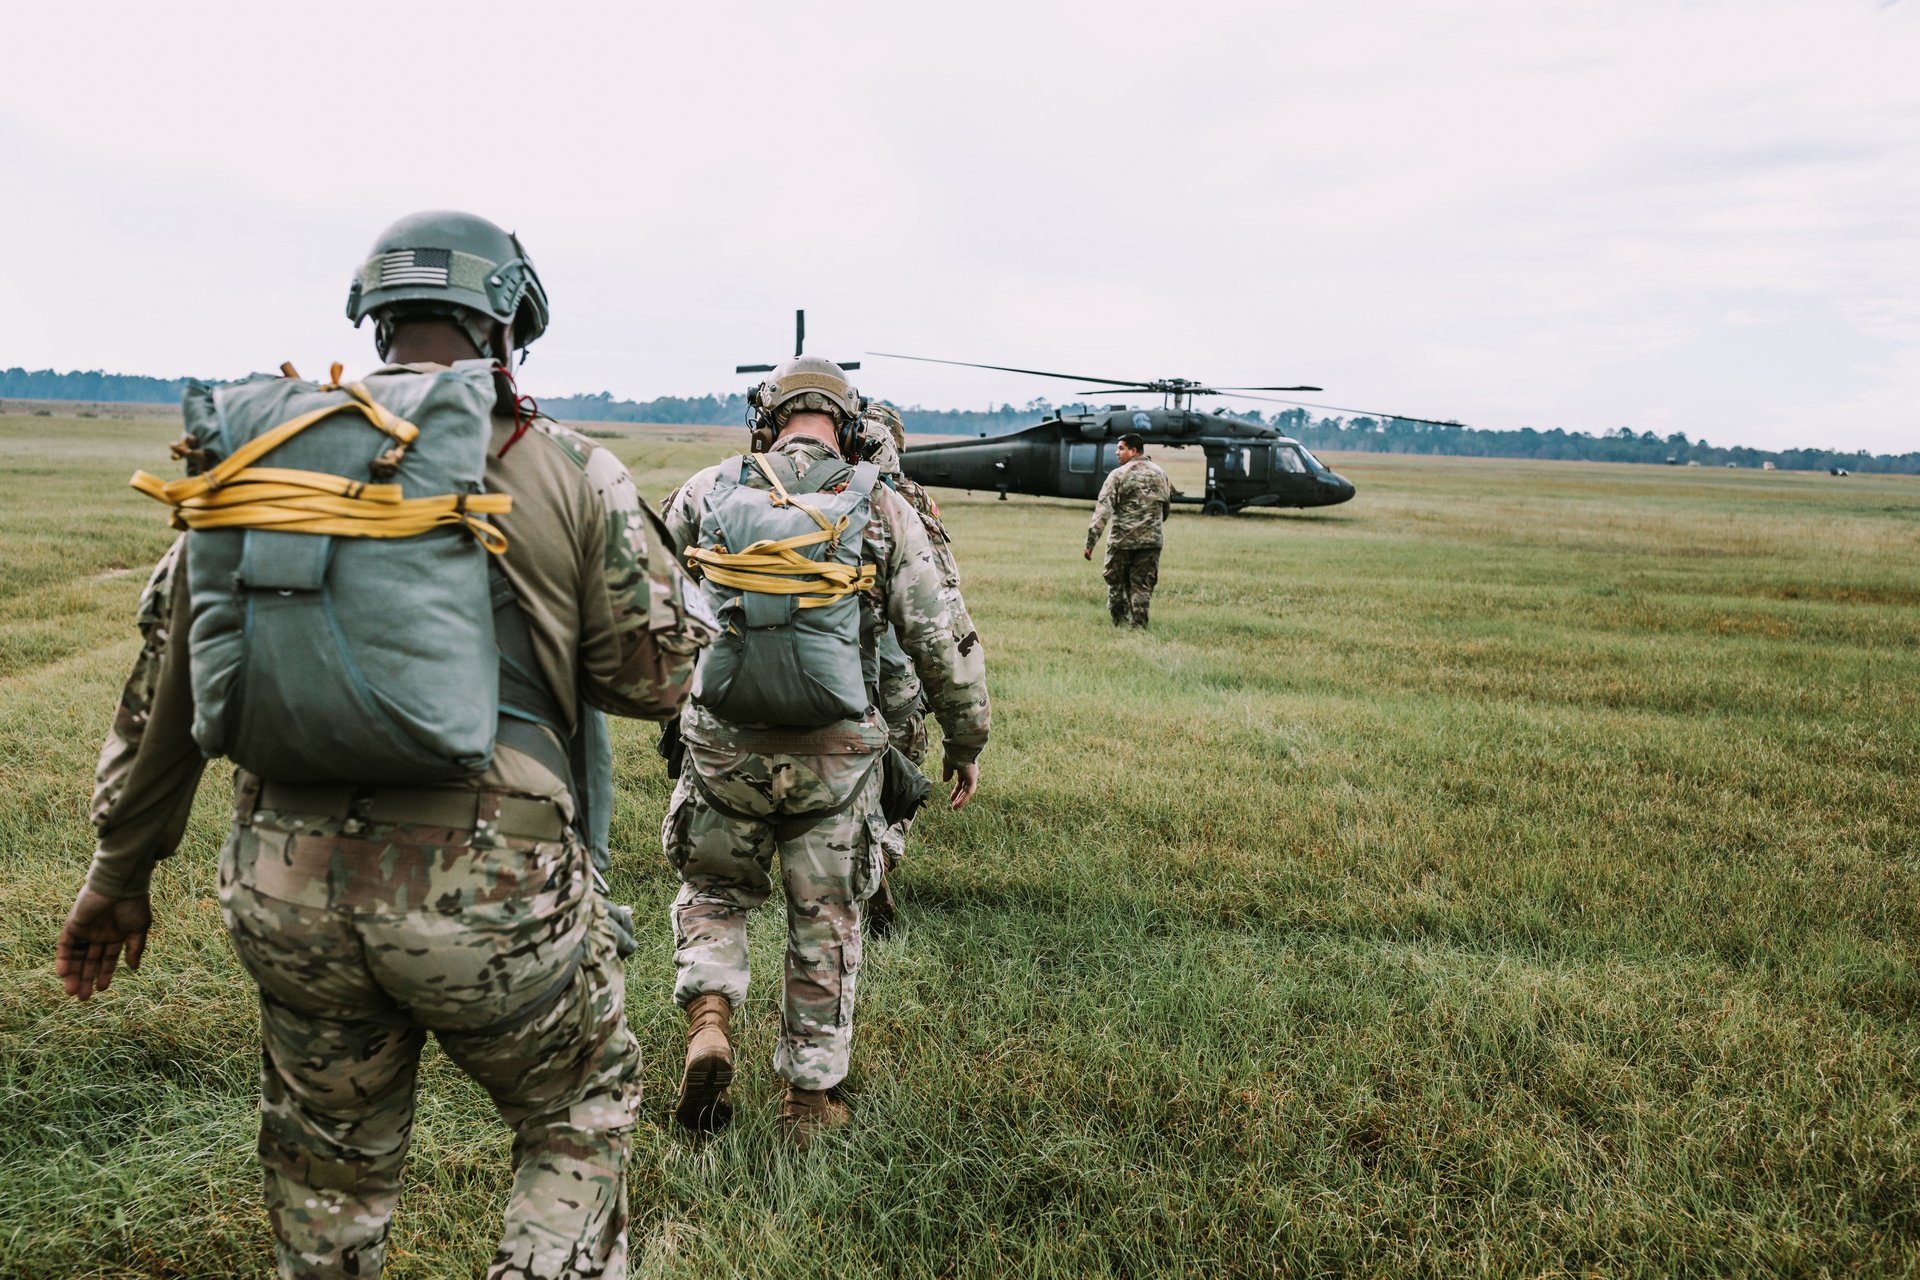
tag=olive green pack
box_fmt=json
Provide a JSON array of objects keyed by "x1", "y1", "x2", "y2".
[
  {"x1": 179, "y1": 362, "x2": 503, "y2": 783},
  {"x1": 691, "y1": 453, "x2": 879, "y2": 727}
]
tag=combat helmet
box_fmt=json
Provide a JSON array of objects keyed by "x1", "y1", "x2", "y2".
[
  {"x1": 747, "y1": 356, "x2": 866, "y2": 453},
  {"x1": 346, "y1": 210, "x2": 550, "y2": 357}
]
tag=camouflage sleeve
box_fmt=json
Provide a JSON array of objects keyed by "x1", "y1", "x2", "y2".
[
  {"x1": 874, "y1": 489, "x2": 990, "y2": 765},
  {"x1": 875, "y1": 626, "x2": 923, "y2": 718},
  {"x1": 87, "y1": 537, "x2": 210, "y2": 898},
  {"x1": 576, "y1": 450, "x2": 716, "y2": 722},
  {"x1": 658, "y1": 466, "x2": 720, "y2": 559},
  {"x1": 894, "y1": 478, "x2": 980, "y2": 646},
  {"x1": 1087, "y1": 469, "x2": 1120, "y2": 551}
]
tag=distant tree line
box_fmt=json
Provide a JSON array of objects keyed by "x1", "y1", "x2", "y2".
[
  {"x1": 10, "y1": 366, "x2": 1916, "y2": 474},
  {"x1": 1252, "y1": 407, "x2": 1920, "y2": 475},
  {"x1": 2, "y1": 366, "x2": 202, "y2": 403},
  {"x1": 542, "y1": 389, "x2": 1046, "y2": 438}
]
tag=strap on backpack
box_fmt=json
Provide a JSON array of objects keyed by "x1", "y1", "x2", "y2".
[
  {"x1": 489, "y1": 563, "x2": 573, "y2": 785},
  {"x1": 132, "y1": 380, "x2": 513, "y2": 552},
  {"x1": 682, "y1": 452, "x2": 877, "y2": 608}
]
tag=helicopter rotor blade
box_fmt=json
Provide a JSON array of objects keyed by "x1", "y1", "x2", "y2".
[
  {"x1": 1213, "y1": 385, "x2": 1324, "y2": 392},
  {"x1": 737, "y1": 359, "x2": 860, "y2": 373},
  {"x1": 1219, "y1": 391, "x2": 1462, "y2": 427},
  {"x1": 869, "y1": 351, "x2": 1153, "y2": 389}
]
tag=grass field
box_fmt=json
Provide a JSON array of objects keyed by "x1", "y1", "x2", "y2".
[{"x1": 2, "y1": 410, "x2": 1917, "y2": 1278}]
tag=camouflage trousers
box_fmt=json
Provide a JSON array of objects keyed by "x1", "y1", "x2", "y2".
[
  {"x1": 1103, "y1": 545, "x2": 1162, "y2": 627},
  {"x1": 664, "y1": 747, "x2": 885, "y2": 1091},
  {"x1": 218, "y1": 781, "x2": 639, "y2": 1280},
  {"x1": 879, "y1": 702, "x2": 930, "y2": 870}
]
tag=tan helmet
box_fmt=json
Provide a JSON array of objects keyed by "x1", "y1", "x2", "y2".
[
  {"x1": 747, "y1": 356, "x2": 866, "y2": 453},
  {"x1": 750, "y1": 356, "x2": 863, "y2": 426}
]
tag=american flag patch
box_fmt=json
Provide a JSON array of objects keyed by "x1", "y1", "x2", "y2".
[{"x1": 375, "y1": 247, "x2": 451, "y2": 287}]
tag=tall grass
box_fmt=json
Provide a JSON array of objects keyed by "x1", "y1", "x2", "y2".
[{"x1": 2, "y1": 414, "x2": 1915, "y2": 1277}]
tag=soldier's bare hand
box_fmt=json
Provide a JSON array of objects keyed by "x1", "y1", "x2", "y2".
[
  {"x1": 945, "y1": 761, "x2": 980, "y2": 810},
  {"x1": 1082, "y1": 548, "x2": 1093, "y2": 560},
  {"x1": 56, "y1": 887, "x2": 152, "y2": 1001}
]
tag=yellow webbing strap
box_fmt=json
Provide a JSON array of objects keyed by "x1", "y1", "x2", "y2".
[
  {"x1": 682, "y1": 454, "x2": 873, "y2": 607},
  {"x1": 751, "y1": 452, "x2": 842, "y2": 538},
  {"x1": 129, "y1": 382, "x2": 511, "y2": 555}
]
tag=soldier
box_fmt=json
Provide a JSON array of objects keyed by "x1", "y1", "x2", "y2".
[
  {"x1": 855, "y1": 403, "x2": 981, "y2": 937},
  {"x1": 1083, "y1": 431, "x2": 1173, "y2": 627},
  {"x1": 54, "y1": 211, "x2": 715, "y2": 1279},
  {"x1": 659, "y1": 360, "x2": 989, "y2": 1143}
]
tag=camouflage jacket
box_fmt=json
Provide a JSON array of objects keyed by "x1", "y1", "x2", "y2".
[
  {"x1": 661, "y1": 435, "x2": 990, "y2": 765},
  {"x1": 1086, "y1": 456, "x2": 1173, "y2": 552},
  {"x1": 872, "y1": 471, "x2": 979, "y2": 718},
  {"x1": 86, "y1": 389, "x2": 713, "y2": 898}
]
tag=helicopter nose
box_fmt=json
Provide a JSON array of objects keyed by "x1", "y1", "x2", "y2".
[{"x1": 1322, "y1": 473, "x2": 1355, "y2": 505}]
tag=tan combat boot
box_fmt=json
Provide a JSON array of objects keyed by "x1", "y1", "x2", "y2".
[
  {"x1": 674, "y1": 993, "x2": 734, "y2": 1132},
  {"x1": 779, "y1": 1085, "x2": 851, "y2": 1148}
]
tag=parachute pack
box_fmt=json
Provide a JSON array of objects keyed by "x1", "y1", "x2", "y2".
[
  {"x1": 133, "y1": 361, "x2": 510, "y2": 783},
  {"x1": 686, "y1": 452, "x2": 880, "y2": 727}
]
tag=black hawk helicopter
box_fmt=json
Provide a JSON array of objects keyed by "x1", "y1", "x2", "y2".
[{"x1": 868, "y1": 353, "x2": 1457, "y2": 515}]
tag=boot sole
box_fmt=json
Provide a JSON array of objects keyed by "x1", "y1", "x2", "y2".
[{"x1": 675, "y1": 1051, "x2": 735, "y2": 1132}]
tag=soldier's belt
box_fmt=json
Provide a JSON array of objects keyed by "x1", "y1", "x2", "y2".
[{"x1": 253, "y1": 781, "x2": 566, "y2": 842}]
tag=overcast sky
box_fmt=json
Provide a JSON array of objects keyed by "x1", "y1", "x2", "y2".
[{"x1": 4, "y1": 0, "x2": 1916, "y2": 452}]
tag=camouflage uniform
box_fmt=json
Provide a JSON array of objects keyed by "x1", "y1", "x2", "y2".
[
  {"x1": 857, "y1": 410, "x2": 979, "y2": 871},
  {"x1": 660, "y1": 434, "x2": 989, "y2": 1091},
  {"x1": 87, "y1": 393, "x2": 713, "y2": 1280},
  {"x1": 1086, "y1": 456, "x2": 1173, "y2": 627}
]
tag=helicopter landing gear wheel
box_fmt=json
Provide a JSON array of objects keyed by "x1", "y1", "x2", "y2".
[{"x1": 1202, "y1": 499, "x2": 1230, "y2": 517}]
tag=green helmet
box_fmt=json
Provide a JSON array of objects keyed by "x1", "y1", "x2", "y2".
[{"x1": 345, "y1": 210, "x2": 550, "y2": 352}]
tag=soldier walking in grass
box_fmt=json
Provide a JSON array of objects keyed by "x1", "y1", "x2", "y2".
[
  {"x1": 658, "y1": 359, "x2": 989, "y2": 1143},
  {"x1": 1084, "y1": 431, "x2": 1173, "y2": 627},
  {"x1": 54, "y1": 210, "x2": 714, "y2": 1280},
  {"x1": 854, "y1": 402, "x2": 982, "y2": 936}
]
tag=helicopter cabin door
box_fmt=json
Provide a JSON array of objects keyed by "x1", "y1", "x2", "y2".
[
  {"x1": 1209, "y1": 442, "x2": 1268, "y2": 503},
  {"x1": 1059, "y1": 440, "x2": 1122, "y2": 500}
]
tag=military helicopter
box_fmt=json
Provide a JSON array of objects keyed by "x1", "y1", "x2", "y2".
[{"x1": 868, "y1": 353, "x2": 1454, "y2": 514}]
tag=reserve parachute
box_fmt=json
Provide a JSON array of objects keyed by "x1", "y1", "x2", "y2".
[
  {"x1": 686, "y1": 451, "x2": 879, "y2": 726},
  {"x1": 132, "y1": 361, "x2": 509, "y2": 783}
]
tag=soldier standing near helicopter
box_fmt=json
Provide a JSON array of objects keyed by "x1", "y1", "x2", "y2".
[{"x1": 1084, "y1": 431, "x2": 1172, "y2": 627}]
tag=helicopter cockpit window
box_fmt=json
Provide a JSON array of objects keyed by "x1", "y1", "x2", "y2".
[
  {"x1": 1272, "y1": 445, "x2": 1308, "y2": 474},
  {"x1": 1067, "y1": 443, "x2": 1097, "y2": 474},
  {"x1": 1295, "y1": 445, "x2": 1329, "y2": 473}
]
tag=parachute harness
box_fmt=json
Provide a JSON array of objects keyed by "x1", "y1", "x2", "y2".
[
  {"x1": 130, "y1": 362, "x2": 512, "y2": 555},
  {"x1": 683, "y1": 453, "x2": 875, "y2": 609}
]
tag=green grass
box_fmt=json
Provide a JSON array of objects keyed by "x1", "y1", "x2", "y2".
[{"x1": 2, "y1": 413, "x2": 1916, "y2": 1277}]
